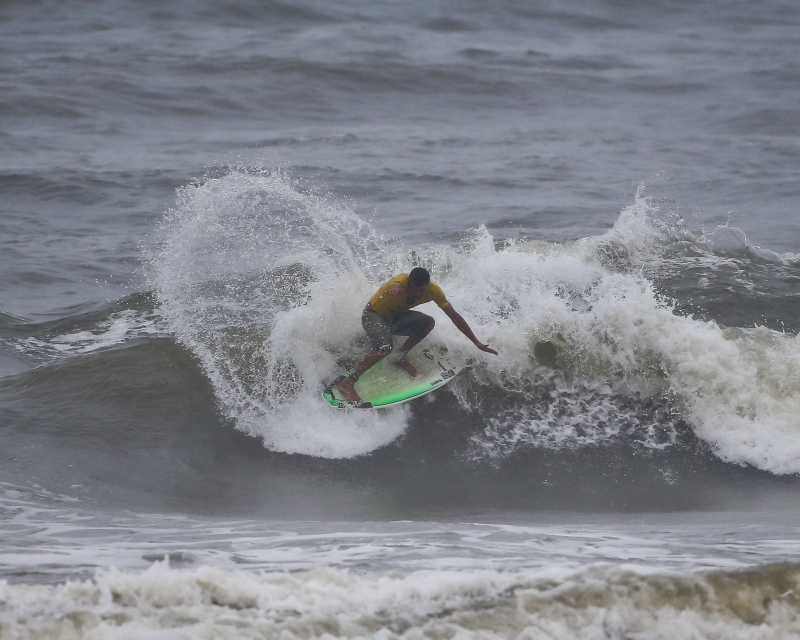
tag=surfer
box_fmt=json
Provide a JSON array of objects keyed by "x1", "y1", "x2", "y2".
[{"x1": 337, "y1": 267, "x2": 498, "y2": 403}]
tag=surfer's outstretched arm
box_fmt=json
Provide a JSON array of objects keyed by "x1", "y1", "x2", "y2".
[{"x1": 443, "y1": 304, "x2": 498, "y2": 355}]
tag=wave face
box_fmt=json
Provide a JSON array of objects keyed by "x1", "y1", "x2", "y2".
[{"x1": 142, "y1": 169, "x2": 800, "y2": 478}]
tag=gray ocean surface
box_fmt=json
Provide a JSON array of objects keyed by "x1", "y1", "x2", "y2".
[{"x1": 1, "y1": 0, "x2": 800, "y2": 637}]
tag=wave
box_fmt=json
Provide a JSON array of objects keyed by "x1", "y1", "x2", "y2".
[
  {"x1": 142, "y1": 168, "x2": 800, "y2": 477},
  {"x1": 3, "y1": 561, "x2": 800, "y2": 639},
  {"x1": 0, "y1": 293, "x2": 161, "y2": 369}
]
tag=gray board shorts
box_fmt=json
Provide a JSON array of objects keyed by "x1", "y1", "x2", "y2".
[{"x1": 362, "y1": 307, "x2": 433, "y2": 353}]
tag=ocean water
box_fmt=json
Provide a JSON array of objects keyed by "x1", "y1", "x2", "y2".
[{"x1": 2, "y1": 0, "x2": 800, "y2": 637}]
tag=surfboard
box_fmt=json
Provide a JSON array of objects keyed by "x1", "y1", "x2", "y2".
[{"x1": 322, "y1": 345, "x2": 463, "y2": 409}]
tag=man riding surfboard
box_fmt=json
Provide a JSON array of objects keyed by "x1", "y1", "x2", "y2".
[{"x1": 337, "y1": 267, "x2": 498, "y2": 403}]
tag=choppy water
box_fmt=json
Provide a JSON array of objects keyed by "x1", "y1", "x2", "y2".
[{"x1": 2, "y1": 0, "x2": 800, "y2": 637}]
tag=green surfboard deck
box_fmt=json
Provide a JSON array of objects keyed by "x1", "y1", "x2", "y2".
[{"x1": 323, "y1": 345, "x2": 462, "y2": 409}]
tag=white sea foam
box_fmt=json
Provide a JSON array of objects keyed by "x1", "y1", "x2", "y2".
[
  {"x1": 150, "y1": 170, "x2": 800, "y2": 473},
  {"x1": 2, "y1": 561, "x2": 800, "y2": 639},
  {"x1": 7, "y1": 483, "x2": 800, "y2": 580},
  {"x1": 4, "y1": 482, "x2": 800, "y2": 639}
]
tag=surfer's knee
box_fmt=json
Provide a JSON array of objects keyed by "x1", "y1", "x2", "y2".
[{"x1": 377, "y1": 343, "x2": 393, "y2": 356}]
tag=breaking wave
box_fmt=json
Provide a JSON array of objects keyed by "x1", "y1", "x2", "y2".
[{"x1": 144, "y1": 168, "x2": 800, "y2": 474}]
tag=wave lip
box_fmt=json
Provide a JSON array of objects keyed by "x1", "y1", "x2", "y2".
[{"x1": 706, "y1": 224, "x2": 798, "y2": 263}]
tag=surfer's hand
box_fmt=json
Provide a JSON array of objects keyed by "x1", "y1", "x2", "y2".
[{"x1": 476, "y1": 342, "x2": 498, "y2": 355}]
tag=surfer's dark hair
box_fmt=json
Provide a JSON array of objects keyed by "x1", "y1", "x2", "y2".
[{"x1": 409, "y1": 267, "x2": 430, "y2": 286}]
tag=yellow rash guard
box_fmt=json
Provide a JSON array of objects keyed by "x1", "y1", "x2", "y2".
[{"x1": 368, "y1": 274, "x2": 450, "y2": 317}]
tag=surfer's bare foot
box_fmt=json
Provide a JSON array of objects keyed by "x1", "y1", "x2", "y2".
[
  {"x1": 337, "y1": 377, "x2": 363, "y2": 403},
  {"x1": 396, "y1": 355, "x2": 418, "y2": 377}
]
